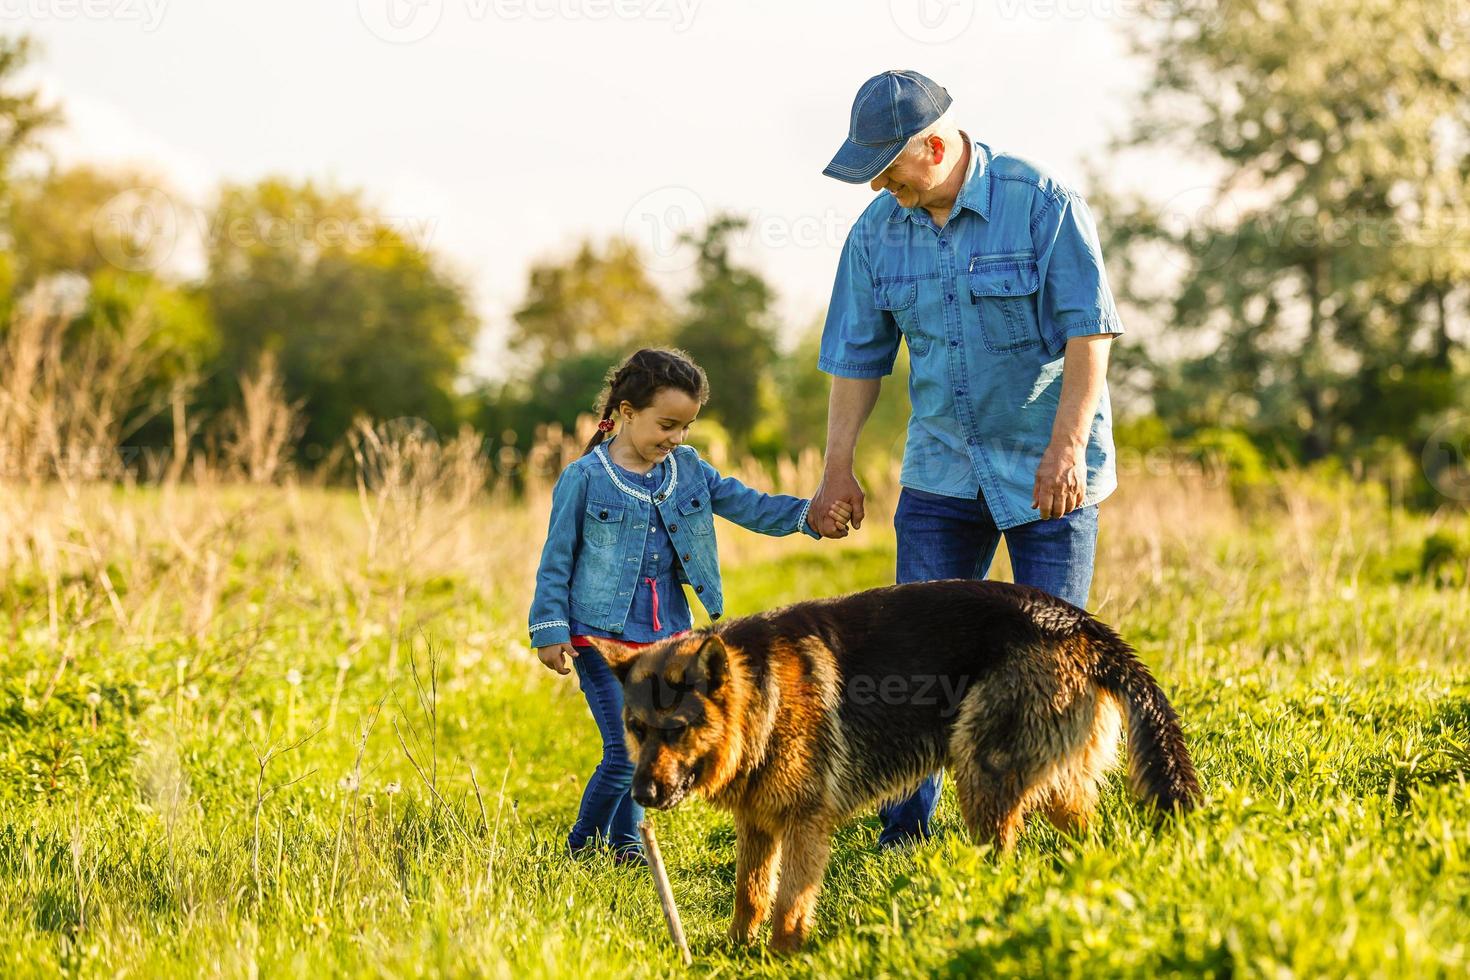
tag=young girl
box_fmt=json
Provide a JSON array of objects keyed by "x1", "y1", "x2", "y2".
[{"x1": 529, "y1": 347, "x2": 849, "y2": 864}]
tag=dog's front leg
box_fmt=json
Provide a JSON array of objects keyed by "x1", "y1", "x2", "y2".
[
  {"x1": 768, "y1": 818, "x2": 832, "y2": 954},
  {"x1": 729, "y1": 816, "x2": 781, "y2": 945}
]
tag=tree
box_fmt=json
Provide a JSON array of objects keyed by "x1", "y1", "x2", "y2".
[
  {"x1": 0, "y1": 32, "x2": 64, "y2": 323},
  {"x1": 509, "y1": 237, "x2": 672, "y2": 366},
  {"x1": 201, "y1": 178, "x2": 479, "y2": 454},
  {"x1": 5, "y1": 165, "x2": 215, "y2": 453},
  {"x1": 673, "y1": 214, "x2": 778, "y2": 445},
  {"x1": 0, "y1": 34, "x2": 61, "y2": 188},
  {"x1": 1097, "y1": 0, "x2": 1470, "y2": 459}
]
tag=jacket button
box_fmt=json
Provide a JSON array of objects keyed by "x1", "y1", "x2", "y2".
[
  {"x1": 711, "y1": 612, "x2": 721, "y2": 621},
  {"x1": 682, "y1": 553, "x2": 691, "y2": 562},
  {"x1": 598, "y1": 510, "x2": 608, "y2": 519},
  {"x1": 695, "y1": 585, "x2": 704, "y2": 594},
  {"x1": 692, "y1": 498, "x2": 700, "y2": 507},
  {"x1": 669, "y1": 523, "x2": 678, "y2": 532}
]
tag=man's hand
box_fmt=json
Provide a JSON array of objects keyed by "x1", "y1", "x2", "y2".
[
  {"x1": 807, "y1": 499, "x2": 853, "y2": 539},
  {"x1": 812, "y1": 468, "x2": 866, "y2": 537},
  {"x1": 536, "y1": 643, "x2": 578, "y2": 675},
  {"x1": 1032, "y1": 441, "x2": 1087, "y2": 520}
]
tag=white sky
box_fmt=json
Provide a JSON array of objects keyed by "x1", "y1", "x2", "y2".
[{"x1": 15, "y1": 0, "x2": 1204, "y2": 382}]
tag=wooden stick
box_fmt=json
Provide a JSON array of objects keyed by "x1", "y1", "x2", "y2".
[{"x1": 639, "y1": 819, "x2": 692, "y2": 965}]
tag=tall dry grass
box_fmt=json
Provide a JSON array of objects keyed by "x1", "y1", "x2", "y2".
[{"x1": 0, "y1": 291, "x2": 1459, "y2": 689}]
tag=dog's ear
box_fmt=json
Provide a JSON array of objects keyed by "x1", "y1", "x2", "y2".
[
  {"x1": 680, "y1": 634, "x2": 728, "y2": 695},
  {"x1": 581, "y1": 637, "x2": 643, "y2": 684}
]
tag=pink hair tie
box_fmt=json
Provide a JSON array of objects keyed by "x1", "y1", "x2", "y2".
[{"x1": 597, "y1": 418, "x2": 615, "y2": 433}]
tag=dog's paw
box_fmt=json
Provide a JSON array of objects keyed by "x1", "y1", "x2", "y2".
[
  {"x1": 727, "y1": 920, "x2": 760, "y2": 946},
  {"x1": 767, "y1": 929, "x2": 807, "y2": 955}
]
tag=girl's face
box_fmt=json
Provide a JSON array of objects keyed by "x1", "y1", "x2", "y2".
[{"x1": 617, "y1": 387, "x2": 701, "y2": 467}]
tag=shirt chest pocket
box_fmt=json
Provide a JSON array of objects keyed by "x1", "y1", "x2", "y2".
[
  {"x1": 873, "y1": 279, "x2": 931, "y2": 356},
  {"x1": 677, "y1": 495, "x2": 714, "y2": 536},
  {"x1": 967, "y1": 252, "x2": 1042, "y2": 354},
  {"x1": 584, "y1": 502, "x2": 625, "y2": 547}
]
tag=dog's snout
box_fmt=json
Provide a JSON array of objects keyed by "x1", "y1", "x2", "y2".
[{"x1": 632, "y1": 777, "x2": 660, "y2": 808}]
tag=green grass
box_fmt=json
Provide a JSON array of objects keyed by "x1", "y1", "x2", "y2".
[{"x1": 1, "y1": 487, "x2": 1468, "y2": 978}]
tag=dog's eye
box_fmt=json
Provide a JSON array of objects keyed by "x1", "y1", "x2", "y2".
[{"x1": 663, "y1": 722, "x2": 687, "y2": 740}]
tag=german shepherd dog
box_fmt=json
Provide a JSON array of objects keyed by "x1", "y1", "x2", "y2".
[{"x1": 588, "y1": 579, "x2": 1200, "y2": 953}]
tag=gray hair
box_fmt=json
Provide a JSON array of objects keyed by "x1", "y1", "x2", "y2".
[{"x1": 898, "y1": 109, "x2": 961, "y2": 162}]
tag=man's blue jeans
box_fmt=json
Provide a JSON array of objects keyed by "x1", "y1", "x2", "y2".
[
  {"x1": 568, "y1": 644, "x2": 644, "y2": 857},
  {"x1": 877, "y1": 487, "x2": 1100, "y2": 849}
]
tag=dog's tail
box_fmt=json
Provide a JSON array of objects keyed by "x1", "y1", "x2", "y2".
[{"x1": 1084, "y1": 619, "x2": 1201, "y2": 814}]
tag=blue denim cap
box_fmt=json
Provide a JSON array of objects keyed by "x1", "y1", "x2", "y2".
[{"x1": 823, "y1": 70, "x2": 952, "y2": 184}]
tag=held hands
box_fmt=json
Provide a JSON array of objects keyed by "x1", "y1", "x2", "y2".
[
  {"x1": 537, "y1": 643, "x2": 578, "y2": 675},
  {"x1": 805, "y1": 498, "x2": 854, "y2": 539},
  {"x1": 1032, "y1": 440, "x2": 1087, "y2": 520},
  {"x1": 810, "y1": 468, "x2": 866, "y2": 539}
]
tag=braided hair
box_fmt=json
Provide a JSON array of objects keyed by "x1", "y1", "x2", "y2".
[{"x1": 582, "y1": 348, "x2": 710, "y2": 455}]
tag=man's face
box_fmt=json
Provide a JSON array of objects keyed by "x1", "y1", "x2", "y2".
[{"x1": 869, "y1": 142, "x2": 942, "y2": 209}]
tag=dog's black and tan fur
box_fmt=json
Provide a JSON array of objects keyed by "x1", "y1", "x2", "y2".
[{"x1": 590, "y1": 579, "x2": 1200, "y2": 952}]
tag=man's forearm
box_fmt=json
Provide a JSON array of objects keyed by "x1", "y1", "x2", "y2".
[
  {"x1": 824, "y1": 377, "x2": 882, "y2": 470},
  {"x1": 1050, "y1": 335, "x2": 1112, "y2": 450}
]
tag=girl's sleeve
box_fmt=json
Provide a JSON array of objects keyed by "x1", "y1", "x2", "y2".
[
  {"x1": 528, "y1": 465, "x2": 588, "y2": 647},
  {"x1": 700, "y1": 456, "x2": 821, "y2": 540}
]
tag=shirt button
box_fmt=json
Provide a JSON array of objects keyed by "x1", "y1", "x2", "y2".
[
  {"x1": 695, "y1": 585, "x2": 704, "y2": 594},
  {"x1": 945, "y1": 293, "x2": 954, "y2": 302},
  {"x1": 682, "y1": 553, "x2": 691, "y2": 561},
  {"x1": 955, "y1": 388, "x2": 967, "y2": 397},
  {"x1": 939, "y1": 239, "x2": 948, "y2": 248},
  {"x1": 950, "y1": 339, "x2": 959, "y2": 348},
  {"x1": 966, "y1": 437, "x2": 976, "y2": 446},
  {"x1": 669, "y1": 523, "x2": 678, "y2": 533}
]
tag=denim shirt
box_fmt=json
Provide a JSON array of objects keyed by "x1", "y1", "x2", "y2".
[
  {"x1": 818, "y1": 133, "x2": 1123, "y2": 530},
  {"x1": 529, "y1": 443, "x2": 818, "y2": 647},
  {"x1": 567, "y1": 457, "x2": 691, "y2": 643}
]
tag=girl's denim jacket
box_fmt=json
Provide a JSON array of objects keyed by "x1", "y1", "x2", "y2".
[{"x1": 528, "y1": 443, "x2": 819, "y2": 647}]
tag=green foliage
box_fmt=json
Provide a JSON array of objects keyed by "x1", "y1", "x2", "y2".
[
  {"x1": 1099, "y1": 0, "x2": 1470, "y2": 465},
  {"x1": 474, "y1": 346, "x2": 620, "y2": 454},
  {"x1": 673, "y1": 214, "x2": 779, "y2": 445},
  {"x1": 510, "y1": 238, "x2": 672, "y2": 365},
  {"x1": 200, "y1": 178, "x2": 479, "y2": 452},
  {"x1": 1420, "y1": 529, "x2": 1470, "y2": 587},
  {"x1": 1185, "y1": 427, "x2": 1271, "y2": 489},
  {"x1": 1112, "y1": 414, "x2": 1172, "y2": 454},
  {"x1": 0, "y1": 34, "x2": 61, "y2": 188},
  {"x1": 5, "y1": 165, "x2": 154, "y2": 288}
]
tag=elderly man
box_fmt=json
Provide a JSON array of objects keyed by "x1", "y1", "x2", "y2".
[{"x1": 811, "y1": 70, "x2": 1124, "y2": 850}]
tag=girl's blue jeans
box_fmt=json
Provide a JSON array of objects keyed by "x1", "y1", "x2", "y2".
[{"x1": 567, "y1": 643, "x2": 644, "y2": 857}]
